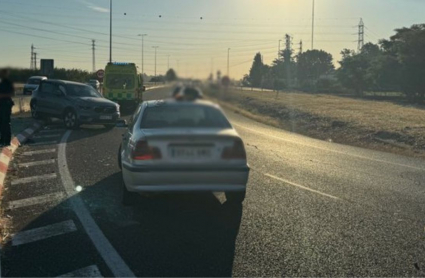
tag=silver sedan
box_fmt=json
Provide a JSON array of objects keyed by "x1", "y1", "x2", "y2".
[{"x1": 118, "y1": 99, "x2": 250, "y2": 205}]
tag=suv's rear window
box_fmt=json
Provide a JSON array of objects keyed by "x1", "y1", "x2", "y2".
[{"x1": 140, "y1": 105, "x2": 231, "y2": 129}]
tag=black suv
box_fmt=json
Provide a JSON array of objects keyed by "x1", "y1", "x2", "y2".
[{"x1": 31, "y1": 80, "x2": 120, "y2": 129}]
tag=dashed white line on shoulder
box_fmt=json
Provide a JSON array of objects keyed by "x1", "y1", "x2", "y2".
[{"x1": 264, "y1": 173, "x2": 341, "y2": 200}]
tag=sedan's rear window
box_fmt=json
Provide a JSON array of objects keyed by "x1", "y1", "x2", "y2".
[{"x1": 140, "y1": 105, "x2": 231, "y2": 129}]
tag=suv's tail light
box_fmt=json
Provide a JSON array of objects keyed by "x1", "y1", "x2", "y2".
[
  {"x1": 132, "y1": 140, "x2": 161, "y2": 160},
  {"x1": 221, "y1": 139, "x2": 246, "y2": 160}
]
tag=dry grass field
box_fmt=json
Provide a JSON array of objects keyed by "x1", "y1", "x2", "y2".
[{"x1": 205, "y1": 87, "x2": 425, "y2": 157}]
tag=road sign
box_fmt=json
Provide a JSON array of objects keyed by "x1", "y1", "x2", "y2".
[
  {"x1": 40, "y1": 59, "x2": 54, "y2": 77},
  {"x1": 96, "y1": 69, "x2": 105, "y2": 79}
]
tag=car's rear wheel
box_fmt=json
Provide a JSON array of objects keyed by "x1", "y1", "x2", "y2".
[
  {"x1": 225, "y1": 191, "x2": 246, "y2": 204},
  {"x1": 63, "y1": 109, "x2": 79, "y2": 129}
]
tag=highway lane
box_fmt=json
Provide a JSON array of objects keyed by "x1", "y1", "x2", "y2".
[{"x1": 63, "y1": 87, "x2": 425, "y2": 276}]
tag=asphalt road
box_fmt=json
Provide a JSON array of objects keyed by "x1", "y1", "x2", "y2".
[{"x1": 2, "y1": 86, "x2": 425, "y2": 276}]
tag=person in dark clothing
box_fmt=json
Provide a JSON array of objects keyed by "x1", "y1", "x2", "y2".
[{"x1": 0, "y1": 69, "x2": 15, "y2": 147}]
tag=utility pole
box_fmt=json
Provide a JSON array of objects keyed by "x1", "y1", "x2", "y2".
[
  {"x1": 109, "y1": 0, "x2": 112, "y2": 63},
  {"x1": 137, "y1": 34, "x2": 147, "y2": 74},
  {"x1": 34, "y1": 52, "x2": 37, "y2": 70},
  {"x1": 152, "y1": 46, "x2": 159, "y2": 78},
  {"x1": 227, "y1": 48, "x2": 230, "y2": 77},
  {"x1": 358, "y1": 18, "x2": 365, "y2": 52},
  {"x1": 30, "y1": 44, "x2": 34, "y2": 69},
  {"x1": 299, "y1": 40, "x2": 303, "y2": 56},
  {"x1": 92, "y1": 39, "x2": 96, "y2": 72},
  {"x1": 285, "y1": 34, "x2": 292, "y2": 87},
  {"x1": 311, "y1": 0, "x2": 315, "y2": 49}
]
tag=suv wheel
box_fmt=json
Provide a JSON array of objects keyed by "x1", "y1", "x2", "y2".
[
  {"x1": 63, "y1": 110, "x2": 79, "y2": 129},
  {"x1": 31, "y1": 101, "x2": 39, "y2": 119}
]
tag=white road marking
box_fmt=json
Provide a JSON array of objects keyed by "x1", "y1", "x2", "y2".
[
  {"x1": 8, "y1": 192, "x2": 64, "y2": 209},
  {"x1": 22, "y1": 149, "x2": 56, "y2": 156},
  {"x1": 11, "y1": 173, "x2": 57, "y2": 185},
  {"x1": 232, "y1": 122, "x2": 425, "y2": 171},
  {"x1": 58, "y1": 131, "x2": 135, "y2": 277},
  {"x1": 57, "y1": 265, "x2": 102, "y2": 277},
  {"x1": 12, "y1": 220, "x2": 77, "y2": 246},
  {"x1": 33, "y1": 134, "x2": 61, "y2": 139},
  {"x1": 19, "y1": 159, "x2": 56, "y2": 168},
  {"x1": 264, "y1": 173, "x2": 341, "y2": 200},
  {"x1": 28, "y1": 140, "x2": 58, "y2": 146}
]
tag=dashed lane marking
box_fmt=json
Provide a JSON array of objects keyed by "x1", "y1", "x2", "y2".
[
  {"x1": 57, "y1": 265, "x2": 102, "y2": 277},
  {"x1": 264, "y1": 173, "x2": 341, "y2": 200},
  {"x1": 11, "y1": 173, "x2": 57, "y2": 185},
  {"x1": 58, "y1": 130, "x2": 135, "y2": 277},
  {"x1": 12, "y1": 220, "x2": 77, "y2": 246},
  {"x1": 22, "y1": 149, "x2": 56, "y2": 156},
  {"x1": 19, "y1": 159, "x2": 56, "y2": 168},
  {"x1": 33, "y1": 134, "x2": 61, "y2": 139},
  {"x1": 28, "y1": 141, "x2": 58, "y2": 146},
  {"x1": 7, "y1": 192, "x2": 65, "y2": 209}
]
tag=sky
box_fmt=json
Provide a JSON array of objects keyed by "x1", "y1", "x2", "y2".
[{"x1": 0, "y1": 0, "x2": 424, "y2": 80}]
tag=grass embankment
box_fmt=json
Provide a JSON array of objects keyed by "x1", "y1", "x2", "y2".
[{"x1": 205, "y1": 87, "x2": 425, "y2": 158}]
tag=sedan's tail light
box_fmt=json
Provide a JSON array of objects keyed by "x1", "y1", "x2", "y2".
[
  {"x1": 221, "y1": 139, "x2": 246, "y2": 160},
  {"x1": 132, "y1": 140, "x2": 162, "y2": 160}
]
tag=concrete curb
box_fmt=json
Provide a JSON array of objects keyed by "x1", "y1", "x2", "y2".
[{"x1": 0, "y1": 121, "x2": 43, "y2": 196}]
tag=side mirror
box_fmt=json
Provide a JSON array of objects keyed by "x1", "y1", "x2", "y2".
[
  {"x1": 116, "y1": 119, "x2": 128, "y2": 128},
  {"x1": 142, "y1": 86, "x2": 146, "y2": 92}
]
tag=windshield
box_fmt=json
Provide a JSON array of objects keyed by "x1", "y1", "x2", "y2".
[
  {"x1": 105, "y1": 74, "x2": 134, "y2": 89},
  {"x1": 66, "y1": 84, "x2": 101, "y2": 98},
  {"x1": 140, "y1": 105, "x2": 231, "y2": 129},
  {"x1": 28, "y1": 78, "x2": 41, "y2": 85}
]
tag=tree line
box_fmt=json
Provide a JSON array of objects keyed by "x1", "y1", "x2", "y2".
[{"x1": 243, "y1": 24, "x2": 425, "y2": 102}]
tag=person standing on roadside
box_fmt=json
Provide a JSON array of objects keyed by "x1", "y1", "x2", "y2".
[{"x1": 0, "y1": 69, "x2": 15, "y2": 147}]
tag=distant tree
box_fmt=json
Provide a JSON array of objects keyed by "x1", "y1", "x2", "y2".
[
  {"x1": 221, "y1": 76, "x2": 230, "y2": 87},
  {"x1": 165, "y1": 68, "x2": 177, "y2": 81},
  {"x1": 241, "y1": 74, "x2": 250, "y2": 86},
  {"x1": 248, "y1": 52, "x2": 264, "y2": 87},
  {"x1": 150, "y1": 75, "x2": 165, "y2": 82},
  {"x1": 337, "y1": 44, "x2": 381, "y2": 95},
  {"x1": 296, "y1": 49, "x2": 334, "y2": 90},
  {"x1": 380, "y1": 24, "x2": 425, "y2": 101}
]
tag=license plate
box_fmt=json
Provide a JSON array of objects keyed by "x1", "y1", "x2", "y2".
[
  {"x1": 170, "y1": 147, "x2": 211, "y2": 159},
  {"x1": 100, "y1": 115, "x2": 112, "y2": 120}
]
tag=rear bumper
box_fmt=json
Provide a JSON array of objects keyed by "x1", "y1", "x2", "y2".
[{"x1": 122, "y1": 162, "x2": 249, "y2": 193}]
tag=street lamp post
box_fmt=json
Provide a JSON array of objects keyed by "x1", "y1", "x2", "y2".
[
  {"x1": 138, "y1": 34, "x2": 147, "y2": 75},
  {"x1": 152, "y1": 46, "x2": 159, "y2": 82},
  {"x1": 109, "y1": 0, "x2": 112, "y2": 63}
]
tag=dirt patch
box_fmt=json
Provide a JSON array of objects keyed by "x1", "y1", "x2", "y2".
[{"x1": 205, "y1": 87, "x2": 425, "y2": 158}]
